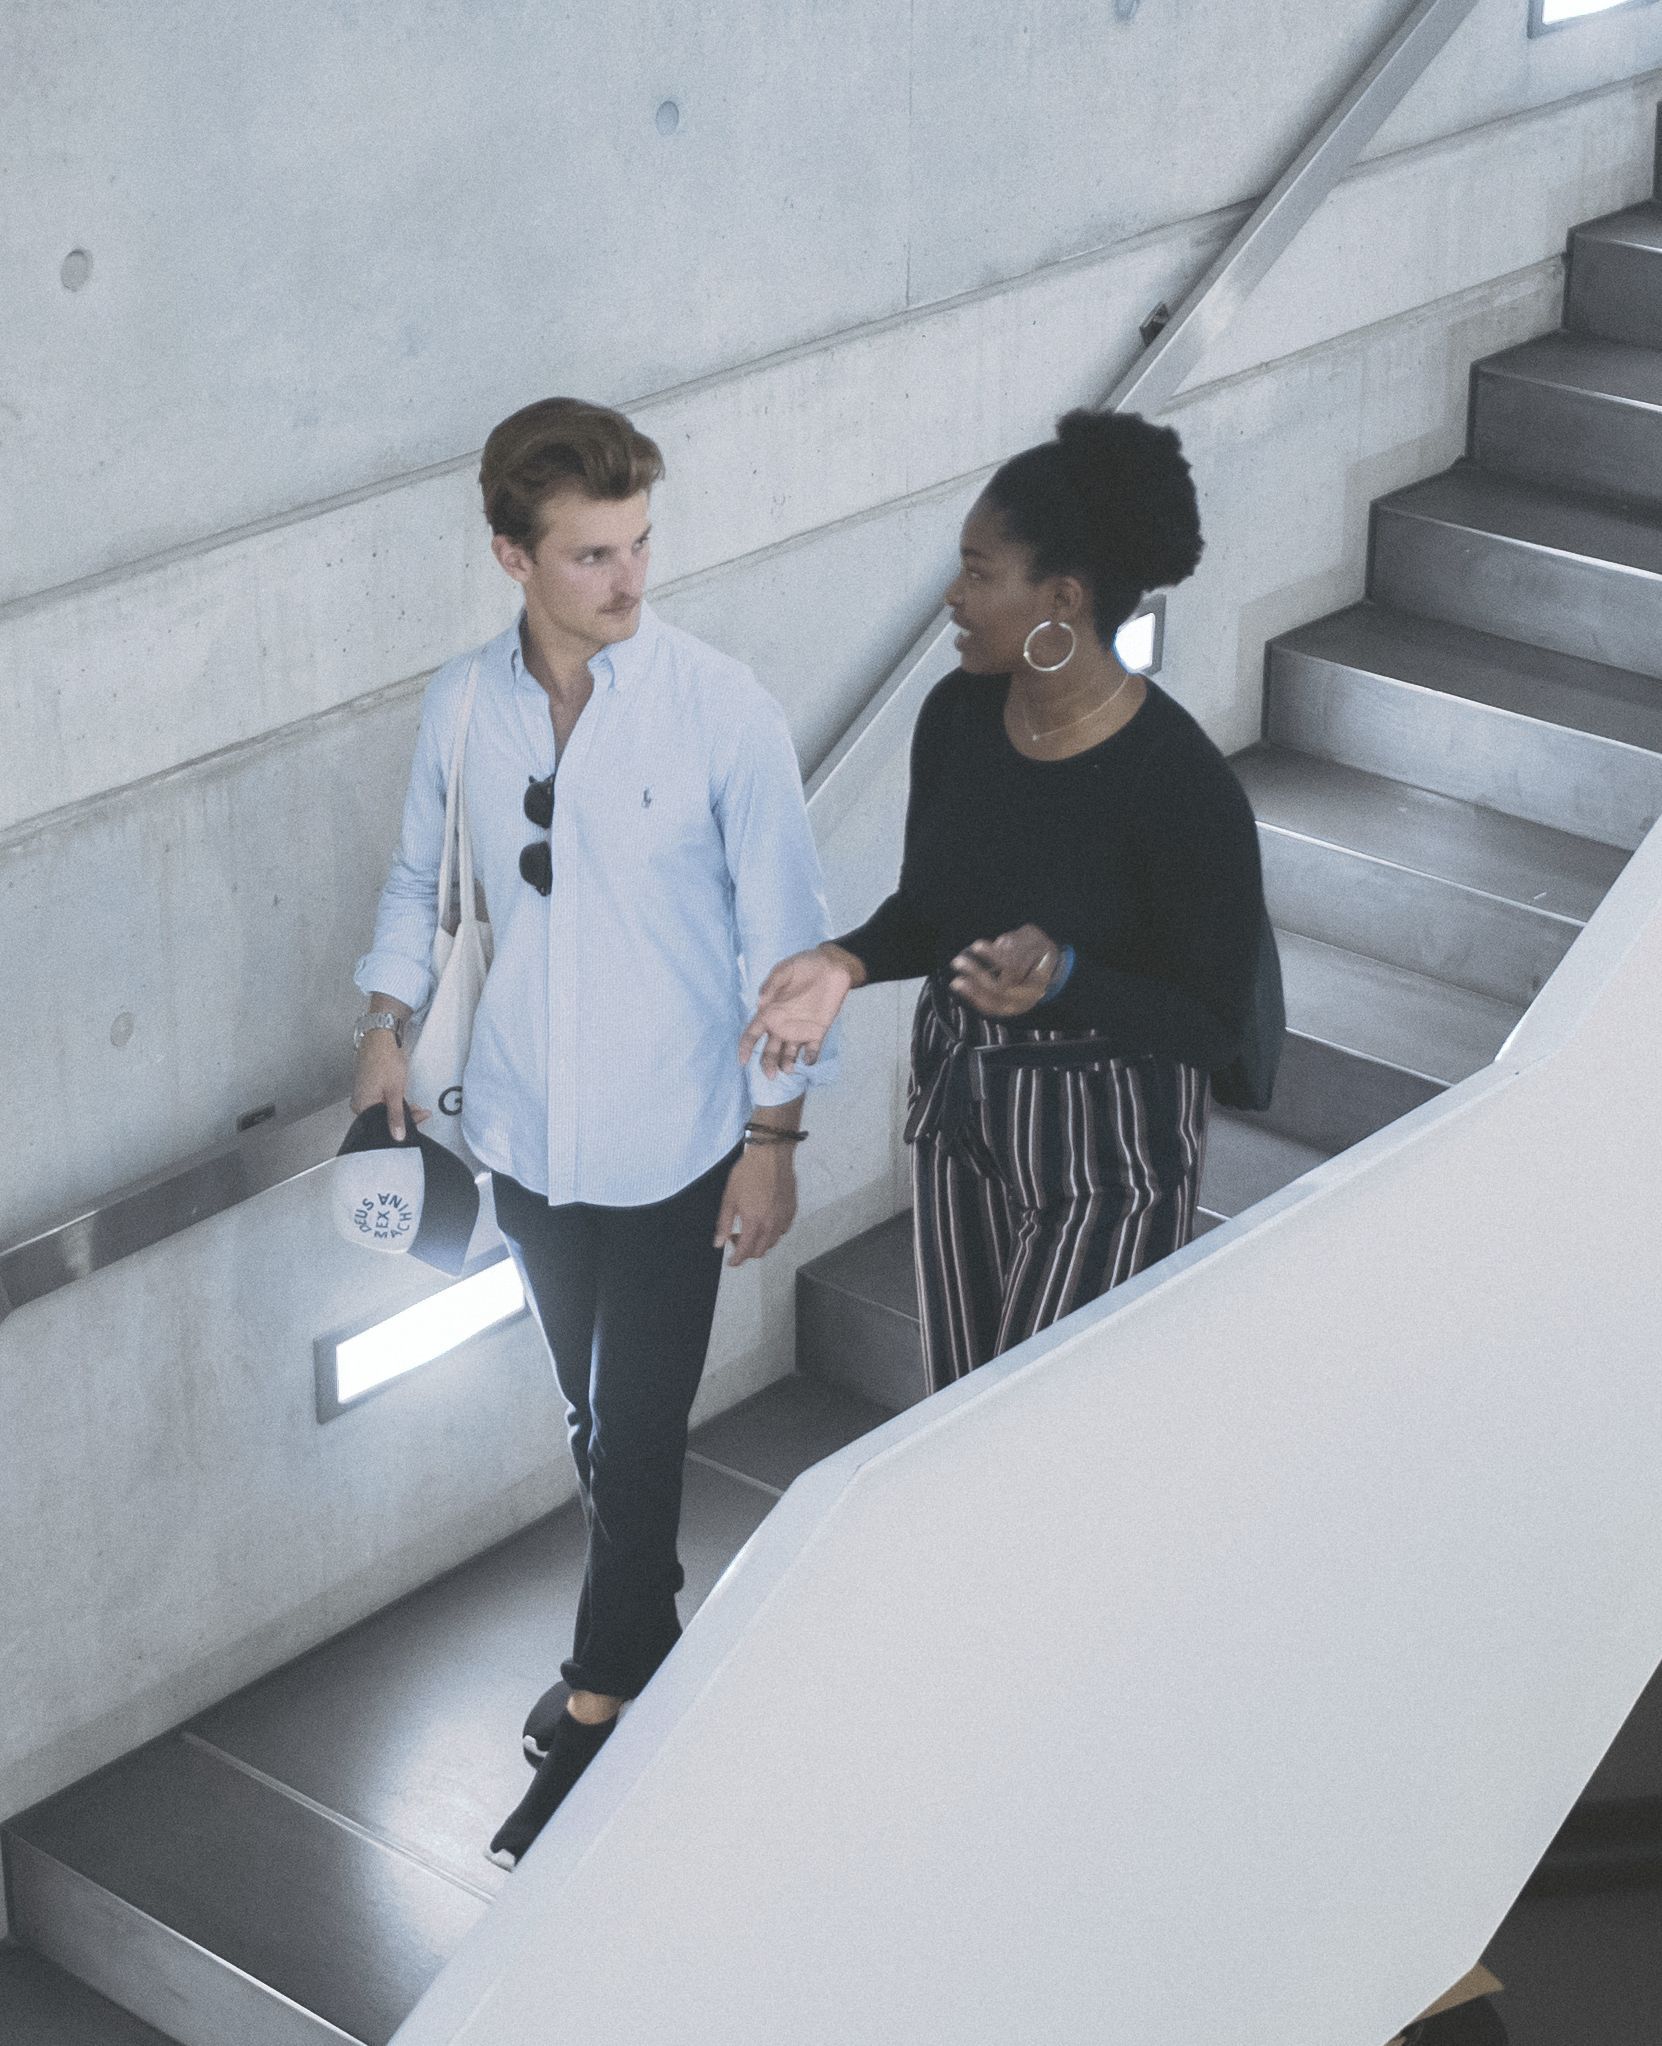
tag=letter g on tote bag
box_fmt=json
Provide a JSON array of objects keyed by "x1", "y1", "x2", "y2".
[{"x1": 404, "y1": 655, "x2": 494, "y2": 1166}]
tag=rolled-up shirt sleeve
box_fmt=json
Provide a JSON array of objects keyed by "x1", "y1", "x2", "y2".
[
  {"x1": 717, "y1": 686, "x2": 842, "y2": 1107},
  {"x1": 353, "y1": 683, "x2": 450, "y2": 1012}
]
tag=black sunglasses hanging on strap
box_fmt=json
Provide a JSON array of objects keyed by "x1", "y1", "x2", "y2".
[{"x1": 521, "y1": 773, "x2": 555, "y2": 896}]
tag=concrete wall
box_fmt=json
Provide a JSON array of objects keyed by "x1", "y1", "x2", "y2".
[
  {"x1": 8, "y1": 65, "x2": 1661, "y2": 1247},
  {"x1": 5, "y1": 0, "x2": 1662, "y2": 1878},
  {"x1": 5, "y1": 4, "x2": 1662, "y2": 1247},
  {"x1": 8, "y1": 0, "x2": 1661, "y2": 601}
]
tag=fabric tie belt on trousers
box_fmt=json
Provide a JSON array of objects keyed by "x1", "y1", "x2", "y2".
[{"x1": 904, "y1": 975, "x2": 1115, "y2": 1153}]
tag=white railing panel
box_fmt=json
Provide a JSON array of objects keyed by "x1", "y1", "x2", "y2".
[{"x1": 389, "y1": 829, "x2": 1662, "y2": 2046}]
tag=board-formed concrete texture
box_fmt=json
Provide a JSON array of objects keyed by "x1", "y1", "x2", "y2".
[
  {"x1": 0, "y1": 247, "x2": 1575, "y2": 1250},
  {"x1": 6, "y1": 76, "x2": 1660, "y2": 846},
  {"x1": 6, "y1": 0, "x2": 1662, "y2": 602}
]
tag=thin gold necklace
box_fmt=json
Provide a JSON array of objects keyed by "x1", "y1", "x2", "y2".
[{"x1": 1019, "y1": 665, "x2": 1135, "y2": 742}]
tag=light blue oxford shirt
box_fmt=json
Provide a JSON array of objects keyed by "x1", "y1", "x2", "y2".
[{"x1": 355, "y1": 604, "x2": 839, "y2": 1206}]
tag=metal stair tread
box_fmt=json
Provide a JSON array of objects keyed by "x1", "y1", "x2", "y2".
[
  {"x1": 1200, "y1": 1110, "x2": 1329, "y2": 1220},
  {"x1": 1278, "y1": 930, "x2": 1520, "y2": 1085},
  {"x1": 1376, "y1": 460, "x2": 1662, "y2": 577},
  {"x1": 798, "y1": 1208, "x2": 918, "y2": 1318},
  {"x1": 0, "y1": 1948, "x2": 178, "y2": 2046},
  {"x1": 1271, "y1": 604, "x2": 1662, "y2": 760},
  {"x1": 1476, "y1": 330, "x2": 1662, "y2": 410},
  {"x1": 1235, "y1": 744, "x2": 1623, "y2": 922},
  {"x1": 1, "y1": 1424, "x2": 828, "y2": 2045},
  {"x1": 174, "y1": 1460, "x2": 771, "y2": 1900},
  {"x1": 690, "y1": 1371, "x2": 900, "y2": 1474},
  {"x1": 6, "y1": 1736, "x2": 486, "y2": 2046},
  {"x1": 1572, "y1": 201, "x2": 1662, "y2": 257}
]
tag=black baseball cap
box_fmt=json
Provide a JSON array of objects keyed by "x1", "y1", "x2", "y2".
[{"x1": 333, "y1": 1103, "x2": 481, "y2": 1276}]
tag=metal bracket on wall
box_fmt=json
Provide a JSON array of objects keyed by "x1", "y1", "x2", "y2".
[{"x1": 1139, "y1": 302, "x2": 1172, "y2": 349}]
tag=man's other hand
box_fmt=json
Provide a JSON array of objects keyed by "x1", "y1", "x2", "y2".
[
  {"x1": 350, "y1": 1032, "x2": 430, "y2": 1141},
  {"x1": 713, "y1": 1144, "x2": 798, "y2": 1267}
]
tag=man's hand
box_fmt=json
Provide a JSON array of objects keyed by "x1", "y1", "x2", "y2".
[
  {"x1": 350, "y1": 1029, "x2": 430, "y2": 1141},
  {"x1": 949, "y1": 925, "x2": 1064, "y2": 1019},
  {"x1": 713, "y1": 1145, "x2": 799, "y2": 1267}
]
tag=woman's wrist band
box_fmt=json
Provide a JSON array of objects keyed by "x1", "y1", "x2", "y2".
[
  {"x1": 743, "y1": 1122, "x2": 809, "y2": 1144},
  {"x1": 1033, "y1": 945, "x2": 1076, "y2": 1007}
]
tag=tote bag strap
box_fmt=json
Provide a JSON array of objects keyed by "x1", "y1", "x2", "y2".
[
  {"x1": 455, "y1": 745, "x2": 481, "y2": 937},
  {"x1": 434, "y1": 653, "x2": 484, "y2": 937}
]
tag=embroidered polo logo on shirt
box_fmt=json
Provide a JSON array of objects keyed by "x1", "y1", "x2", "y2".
[{"x1": 642, "y1": 787, "x2": 652, "y2": 808}]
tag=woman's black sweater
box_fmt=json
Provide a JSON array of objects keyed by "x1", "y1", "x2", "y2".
[{"x1": 831, "y1": 671, "x2": 1264, "y2": 1069}]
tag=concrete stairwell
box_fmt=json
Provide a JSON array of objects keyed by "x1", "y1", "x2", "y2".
[
  {"x1": 11, "y1": 178, "x2": 1662, "y2": 2046},
  {"x1": 798, "y1": 187, "x2": 1662, "y2": 1420}
]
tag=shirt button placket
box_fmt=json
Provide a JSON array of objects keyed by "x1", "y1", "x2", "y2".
[{"x1": 548, "y1": 661, "x2": 604, "y2": 1202}]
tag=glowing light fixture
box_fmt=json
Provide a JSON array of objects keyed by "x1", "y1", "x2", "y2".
[
  {"x1": 319, "y1": 1256, "x2": 526, "y2": 1416},
  {"x1": 1114, "y1": 594, "x2": 1167, "y2": 676},
  {"x1": 1530, "y1": 0, "x2": 1655, "y2": 32}
]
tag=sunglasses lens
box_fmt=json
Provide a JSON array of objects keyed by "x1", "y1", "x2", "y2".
[
  {"x1": 523, "y1": 775, "x2": 555, "y2": 830},
  {"x1": 519, "y1": 840, "x2": 552, "y2": 896}
]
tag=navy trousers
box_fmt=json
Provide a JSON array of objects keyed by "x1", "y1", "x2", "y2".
[{"x1": 491, "y1": 1137, "x2": 742, "y2": 1700}]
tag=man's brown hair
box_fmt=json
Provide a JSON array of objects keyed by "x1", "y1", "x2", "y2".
[{"x1": 479, "y1": 397, "x2": 665, "y2": 552}]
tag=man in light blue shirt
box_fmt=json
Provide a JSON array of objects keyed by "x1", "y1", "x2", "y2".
[{"x1": 351, "y1": 397, "x2": 839, "y2": 1868}]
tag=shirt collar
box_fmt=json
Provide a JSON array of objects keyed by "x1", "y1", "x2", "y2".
[{"x1": 507, "y1": 601, "x2": 659, "y2": 694}]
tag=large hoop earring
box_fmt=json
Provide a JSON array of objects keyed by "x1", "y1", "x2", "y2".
[{"x1": 1022, "y1": 619, "x2": 1077, "y2": 674}]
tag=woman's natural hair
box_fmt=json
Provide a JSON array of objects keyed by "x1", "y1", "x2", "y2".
[
  {"x1": 983, "y1": 409, "x2": 1203, "y2": 643},
  {"x1": 479, "y1": 397, "x2": 665, "y2": 552}
]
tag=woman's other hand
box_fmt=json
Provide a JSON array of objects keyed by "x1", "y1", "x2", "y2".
[
  {"x1": 739, "y1": 943, "x2": 863, "y2": 1078},
  {"x1": 950, "y1": 925, "x2": 1063, "y2": 1018}
]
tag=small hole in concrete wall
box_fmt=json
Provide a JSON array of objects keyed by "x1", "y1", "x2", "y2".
[
  {"x1": 656, "y1": 100, "x2": 681, "y2": 136},
  {"x1": 61, "y1": 248, "x2": 93, "y2": 292},
  {"x1": 110, "y1": 1011, "x2": 134, "y2": 1048}
]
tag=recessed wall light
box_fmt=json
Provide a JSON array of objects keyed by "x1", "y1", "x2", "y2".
[
  {"x1": 1529, "y1": 0, "x2": 1656, "y2": 33},
  {"x1": 317, "y1": 1255, "x2": 527, "y2": 1418},
  {"x1": 1114, "y1": 595, "x2": 1166, "y2": 677}
]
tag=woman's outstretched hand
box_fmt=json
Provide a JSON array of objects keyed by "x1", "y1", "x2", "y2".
[
  {"x1": 950, "y1": 925, "x2": 1063, "y2": 1018},
  {"x1": 739, "y1": 944, "x2": 862, "y2": 1078}
]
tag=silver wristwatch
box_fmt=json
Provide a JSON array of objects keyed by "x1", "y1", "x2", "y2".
[{"x1": 353, "y1": 1009, "x2": 405, "y2": 1051}]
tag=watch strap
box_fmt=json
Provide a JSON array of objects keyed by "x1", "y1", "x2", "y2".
[{"x1": 355, "y1": 1009, "x2": 405, "y2": 1050}]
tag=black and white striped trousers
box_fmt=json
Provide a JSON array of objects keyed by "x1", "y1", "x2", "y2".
[{"x1": 904, "y1": 974, "x2": 1208, "y2": 1394}]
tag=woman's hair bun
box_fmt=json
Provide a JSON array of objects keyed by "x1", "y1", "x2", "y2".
[{"x1": 1053, "y1": 408, "x2": 1203, "y2": 594}]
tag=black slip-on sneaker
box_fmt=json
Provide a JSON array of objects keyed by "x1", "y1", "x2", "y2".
[
  {"x1": 488, "y1": 1708, "x2": 617, "y2": 1871},
  {"x1": 521, "y1": 1679, "x2": 572, "y2": 1765}
]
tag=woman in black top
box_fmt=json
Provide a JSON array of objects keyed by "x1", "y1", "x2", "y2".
[{"x1": 740, "y1": 409, "x2": 1264, "y2": 1390}]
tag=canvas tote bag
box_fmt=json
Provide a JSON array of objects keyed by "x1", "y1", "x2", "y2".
[{"x1": 404, "y1": 654, "x2": 493, "y2": 1164}]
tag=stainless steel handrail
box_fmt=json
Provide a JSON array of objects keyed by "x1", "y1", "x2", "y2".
[
  {"x1": 0, "y1": 0, "x2": 1483, "y2": 1325},
  {"x1": 0, "y1": 1098, "x2": 350, "y2": 1326},
  {"x1": 803, "y1": 0, "x2": 1482, "y2": 844}
]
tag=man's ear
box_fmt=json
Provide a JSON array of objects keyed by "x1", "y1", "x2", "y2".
[{"x1": 491, "y1": 532, "x2": 532, "y2": 586}]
